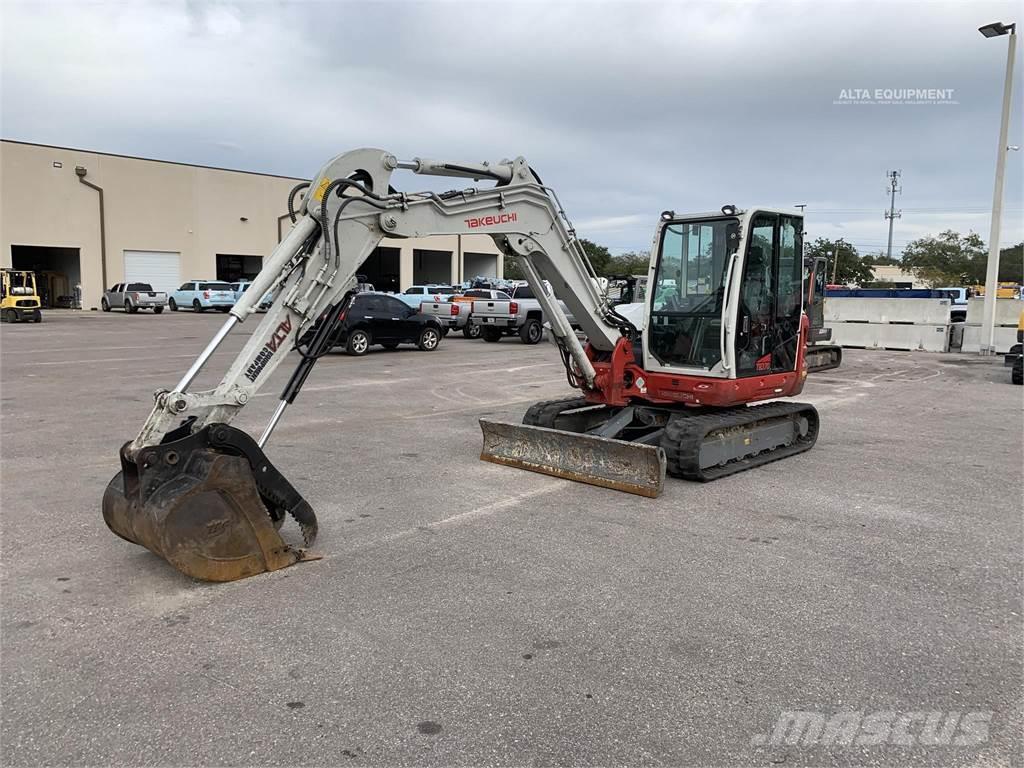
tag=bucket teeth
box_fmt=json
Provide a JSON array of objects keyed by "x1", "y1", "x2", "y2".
[{"x1": 479, "y1": 419, "x2": 666, "y2": 498}]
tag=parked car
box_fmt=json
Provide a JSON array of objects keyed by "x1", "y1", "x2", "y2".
[
  {"x1": 395, "y1": 285, "x2": 460, "y2": 308},
  {"x1": 1010, "y1": 311, "x2": 1023, "y2": 385},
  {"x1": 229, "y1": 280, "x2": 254, "y2": 301},
  {"x1": 168, "y1": 280, "x2": 236, "y2": 312},
  {"x1": 469, "y1": 281, "x2": 576, "y2": 344},
  {"x1": 101, "y1": 283, "x2": 167, "y2": 313},
  {"x1": 328, "y1": 292, "x2": 444, "y2": 355}
]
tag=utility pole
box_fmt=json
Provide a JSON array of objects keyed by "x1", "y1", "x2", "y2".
[
  {"x1": 832, "y1": 238, "x2": 844, "y2": 284},
  {"x1": 885, "y1": 170, "x2": 902, "y2": 261}
]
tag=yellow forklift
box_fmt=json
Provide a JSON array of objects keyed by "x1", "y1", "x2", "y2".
[{"x1": 1, "y1": 269, "x2": 43, "y2": 323}]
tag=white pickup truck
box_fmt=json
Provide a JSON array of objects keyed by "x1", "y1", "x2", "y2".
[{"x1": 470, "y1": 282, "x2": 575, "y2": 344}]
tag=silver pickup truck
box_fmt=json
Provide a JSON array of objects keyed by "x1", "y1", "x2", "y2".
[
  {"x1": 101, "y1": 282, "x2": 167, "y2": 314},
  {"x1": 470, "y1": 282, "x2": 575, "y2": 344},
  {"x1": 418, "y1": 300, "x2": 468, "y2": 336}
]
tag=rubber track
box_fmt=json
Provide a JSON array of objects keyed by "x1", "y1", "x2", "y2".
[
  {"x1": 522, "y1": 397, "x2": 590, "y2": 428},
  {"x1": 661, "y1": 401, "x2": 819, "y2": 482}
]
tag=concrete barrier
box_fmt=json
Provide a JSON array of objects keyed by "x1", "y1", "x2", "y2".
[
  {"x1": 965, "y1": 297, "x2": 1024, "y2": 325},
  {"x1": 959, "y1": 324, "x2": 1019, "y2": 354},
  {"x1": 827, "y1": 321, "x2": 950, "y2": 352},
  {"x1": 825, "y1": 297, "x2": 953, "y2": 324}
]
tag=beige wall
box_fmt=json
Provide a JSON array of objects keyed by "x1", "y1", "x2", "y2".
[
  {"x1": 871, "y1": 264, "x2": 926, "y2": 288},
  {"x1": 1, "y1": 141, "x2": 503, "y2": 309}
]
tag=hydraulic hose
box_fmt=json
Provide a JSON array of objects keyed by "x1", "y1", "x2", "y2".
[
  {"x1": 287, "y1": 182, "x2": 310, "y2": 223},
  {"x1": 317, "y1": 178, "x2": 385, "y2": 269}
]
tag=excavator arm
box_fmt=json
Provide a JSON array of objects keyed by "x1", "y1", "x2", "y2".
[
  {"x1": 103, "y1": 148, "x2": 637, "y2": 582},
  {"x1": 126, "y1": 149, "x2": 628, "y2": 454}
]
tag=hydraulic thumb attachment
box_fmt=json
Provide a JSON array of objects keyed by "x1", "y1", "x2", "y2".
[{"x1": 101, "y1": 296, "x2": 352, "y2": 582}]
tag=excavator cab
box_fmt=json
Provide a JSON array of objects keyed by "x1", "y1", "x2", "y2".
[
  {"x1": 645, "y1": 210, "x2": 805, "y2": 378},
  {"x1": 1, "y1": 269, "x2": 43, "y2": 323}
]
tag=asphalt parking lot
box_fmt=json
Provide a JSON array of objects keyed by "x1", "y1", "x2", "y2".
[{"x1": 1, "y1": 310, "x2": 1021, "y2": 766}]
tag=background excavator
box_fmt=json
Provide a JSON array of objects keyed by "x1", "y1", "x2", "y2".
[
  {"x1": 103, "y1": 148, "x2": 822, "y2": 582},
  {"x1": 803, "y1": 255, "x2": 843, "y2": 373}
]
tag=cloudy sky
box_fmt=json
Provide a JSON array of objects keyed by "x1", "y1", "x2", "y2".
[{"x1": 2, "y1": 0, "x2": 1022, "y2": 256}]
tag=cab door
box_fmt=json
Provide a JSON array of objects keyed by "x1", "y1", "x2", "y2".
[{"x1": 733, "y1": 213, "x2": 803, "y2": 376}]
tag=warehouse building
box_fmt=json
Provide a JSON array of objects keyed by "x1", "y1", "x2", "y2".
[{"x1": 0, "y1": 140, "x2": 505, "y2": 310}]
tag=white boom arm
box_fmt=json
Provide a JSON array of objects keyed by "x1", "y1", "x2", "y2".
[{"x1": 127, "y1": 148, "x2": 631, "y2": 457}]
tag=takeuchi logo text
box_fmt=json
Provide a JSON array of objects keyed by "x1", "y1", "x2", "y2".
[{"x1": 464, "y1": 212, "x2": 518, "y2": 228}]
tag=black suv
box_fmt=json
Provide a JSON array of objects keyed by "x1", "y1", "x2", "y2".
[{"x1": 331, "y1": 292, "x2": 444, "y2": 355}]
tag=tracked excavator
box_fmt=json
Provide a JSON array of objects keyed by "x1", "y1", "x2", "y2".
[
  {"x1": 103, "y1": 148, "x2": 821, "y2": 582},
  {"x1": 803, "y1": 255, "x2": 842, "y2": 373}
]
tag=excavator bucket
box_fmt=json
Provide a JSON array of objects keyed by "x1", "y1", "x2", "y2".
[
  {"x1": 479, "y1": 419, "x2": 666, "y2": 497},
  {"x1": 102, "y1": 424, "x2": 318, "y2": 582}
]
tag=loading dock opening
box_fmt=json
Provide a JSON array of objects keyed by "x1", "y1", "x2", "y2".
[
  {"x1": 413, "y1": 249, "x2": 453, "y2": 286},
  {"x1": 358, "y1": 247, "x2": 400, "y2": 293},
  {"x1": 464, "y1": 251, "x2": 498, "y2": 280},
  {"x1": 216, "y1": 254, "x2": 263, "y2": 282},
  {"x1": 10, "y1": 245, "x2": 81, "y2": 308}
]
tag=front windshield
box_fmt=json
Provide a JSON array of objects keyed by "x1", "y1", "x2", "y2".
[
  {"x1": 652, "y1": 219, "x2": 738, "y2": 314},
  {"x1": 648, "y1": 218, "x2": 739, "y2": 370}
]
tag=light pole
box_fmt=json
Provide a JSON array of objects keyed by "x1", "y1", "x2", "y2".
[{"x1": 978, "y1": 20, "x2": 1017, "y2": 355}]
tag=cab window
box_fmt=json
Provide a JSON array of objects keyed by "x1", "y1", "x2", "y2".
[{"x1": 648, "y1": 218, "x2": 739, "y2": 369}]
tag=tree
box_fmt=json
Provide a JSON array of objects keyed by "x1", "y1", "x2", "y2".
[
  {"x1": 804, "y1": 237, "x2": 875, "y2": 285},
  {"x1": 504, "y1": 238, "x2": 619, "y2": 280},
  {"x1": 579, "y1": 238, "x2": 613, "y2": 276},
  {"x1": 862, "y1": 252, "x2": 900, "y2": 267},
  {"x1": 502, "y1": 256, "x2": 525, "y2": 281},
  {"x1": 999, "y1": 242, "x2": 1023, "y2": 283},
  {"x1": 901, "y1": 230, "x2": 987, "y2": 287},
  {"x1": 606, "y1": 251, "x2": 651, "y2": 276}
]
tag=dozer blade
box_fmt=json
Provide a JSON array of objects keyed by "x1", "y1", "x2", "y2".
[
  {"x1": 102, "y1": 424, "x2": 318, "y2": 582},
  {"x1": 479, "y1": 419, "x2": 666, "y2": 498}
]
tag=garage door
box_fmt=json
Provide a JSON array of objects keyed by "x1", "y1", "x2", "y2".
[{"x1": 123, "y1": 251, "x2": 181, "y2": 295}]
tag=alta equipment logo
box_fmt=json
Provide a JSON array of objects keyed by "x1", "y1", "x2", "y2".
[
  {"x1": 245, "y1": 316, "x2": 292, "y2": 382},
  {"x1": 464, "y1": 212, "x2": 518, "y2": 229}
]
